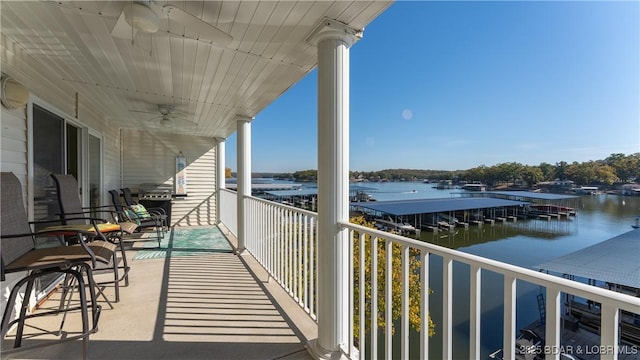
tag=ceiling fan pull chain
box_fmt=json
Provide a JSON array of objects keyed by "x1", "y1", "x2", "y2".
[{"x1": 130, "y1": 1, "x2": 135, "y2": 47}]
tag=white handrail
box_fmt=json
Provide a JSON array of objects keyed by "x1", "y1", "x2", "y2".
[
  {"x1": 244, "y1": 195, "x2": 318, "y2": 320},
  {"x1": 219, "y1": 188, "x2": 237, "y2": 236},
  {"x1": 339, "y1": 220, "x2": 640, "y2": 360},
  {"x1": 233, "y1": 194, "x2": 640, "y2": 360}
]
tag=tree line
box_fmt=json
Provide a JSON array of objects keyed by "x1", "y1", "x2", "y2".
[{"x1": 276, "y1": 153, "x2": 640, "y2": 186}]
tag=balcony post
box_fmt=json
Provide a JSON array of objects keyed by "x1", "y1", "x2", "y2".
[
  {"x1": 215, "y1": 137, "x2": 226, "y2": 224},
  {"x1": 306, "y1": 18, "x2": 362, "y2": 359},
  {"x1": 236, "y1": 115, "x2": 253, "y2": 254}
]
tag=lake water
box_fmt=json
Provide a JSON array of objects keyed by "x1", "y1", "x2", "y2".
[{"x1": 344, "y1": 181, "x2": 640, "y2": 359}]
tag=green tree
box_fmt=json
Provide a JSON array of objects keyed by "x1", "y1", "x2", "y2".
[
  {"x1": 351, "y1": 216, "x2": 435, "y2": 343},
  {"x1": 595, "y1": 164, "x2": 618, "y2": 185},
  {"x1": 538, "y1": 162, "x2": 555, "y2": 181},
  {"x1": 521, "y1": 165, "x2": 544, "y2": 186},
  {"x1": 555, "y1": 161, "x2": 569, "y2": 180}
]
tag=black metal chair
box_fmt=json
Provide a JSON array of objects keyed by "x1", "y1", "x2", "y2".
[
  {"x1": 109, "y1": 189, "x2": 163, "y2": 247},
  {"x1": 1, "y1": 172, "x2": 115, "y2": 359},
  {"x1": 50, "y1": 174, "x2": 134, "y2": 303}
]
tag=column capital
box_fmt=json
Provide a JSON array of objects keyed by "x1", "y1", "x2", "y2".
[
  {"x1": 214, "y1": 136, "x2": 226, "y2": 143},
  {"x1": 235, "y1": 115, "x2": 254, "y2": 123},
  {"x1": 306, "y1": 17, "x2": 362, "y2": 48}
]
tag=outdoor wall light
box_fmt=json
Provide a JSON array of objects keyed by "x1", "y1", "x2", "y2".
[{"x1": 1, "y1": 76, "x2": 29, "y2": 110}]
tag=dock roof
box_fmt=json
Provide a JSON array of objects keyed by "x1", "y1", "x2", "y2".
[
  {"x1": 352, "y1": 197, "x2": 529, "y2": 216},
  {"x1": 265, "y1": 188, "x2": 318, "y2": 197},
  {"x1": 226, "y1": 183, "x2": 302, "y2": 191},
  {"x1": 534, "y1": 229, "x2": 640, "y2": 289},
  {"x1": 485, "y1": 191, "x2": 578, "y2": 201}
]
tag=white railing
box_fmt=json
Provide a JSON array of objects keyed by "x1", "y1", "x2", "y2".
[
  {"x1": 244, "y1": 196, "x2": 318, "y2": 320},
  {"x1": 219, "y1": 189, "x2": 237, "y2": 236},
  {"x1": 339, "y1": 221, "x2": 640, "y2": 360},
  {"x1": 231, "y1": 194, "x2": 640, "y2": 359}
]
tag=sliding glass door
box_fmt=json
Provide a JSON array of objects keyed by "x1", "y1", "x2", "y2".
[
  {"x1": 31, "y1": 104, "x2": 102, "y2": 297},
  {"x1": 33, "y1": 105, "x2": 64, "y2": 222}
]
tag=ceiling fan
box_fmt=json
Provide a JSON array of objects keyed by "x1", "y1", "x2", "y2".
[
  {"x1": 111, "y1": 1, "x2": 232, "y2": 46},
  {"x1": 130, "y1": 104, "x2": 197, "y2": 131}
]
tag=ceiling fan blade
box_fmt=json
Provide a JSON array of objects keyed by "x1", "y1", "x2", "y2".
[
  {"x1": 129, "y1": 108, "x2": 158, "y2": 115},
  {"x1": 111, "y1": 10, "x2": 137, "y2": 40},
  {"x1": 162, "y1": 5, "x2": 232, "y2": 46}
]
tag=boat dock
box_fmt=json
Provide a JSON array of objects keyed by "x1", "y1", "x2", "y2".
[
  {"x1": 351, "y1": 197, "x2": 530, "y2": 234},
  {"x1": 491, "y1": 319, "x2": 639, "y2": 360},
  {"x1": 533, "y1": 229, "x2": 640, "y2": 351}
]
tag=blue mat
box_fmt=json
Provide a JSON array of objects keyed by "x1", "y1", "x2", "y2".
[{"x1": 133, "y1": 226, "x2": 233, "y2": 260}]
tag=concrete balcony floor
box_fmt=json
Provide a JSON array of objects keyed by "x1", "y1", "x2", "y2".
[{"x1": 2, "y1": 230, "x2": 316, "y2": 360}]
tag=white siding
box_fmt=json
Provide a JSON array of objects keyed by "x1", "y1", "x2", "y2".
[
  {"x1": 121, "y1": 129, "x2": 217, "y2": 227},
  {"x1": 0, "y1": 106, "x2": 28, "y2": 189},
  {"x1": 0, "y1": 105, "x2": 29, "y2": 323}
]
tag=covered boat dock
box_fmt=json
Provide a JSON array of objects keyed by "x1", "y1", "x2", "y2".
[
  {"x1": 351, "y1": 197, "x2": 530, "y2": 233},
  {"x1": 534, "y1": 229, "x2": 640, "y2": 345},
  {"x1": 460, "y1": 191, "x2": 580, "y2": 218},
  {"x1": 534, "y1": 229, "x2": 640, "y2": 295}
]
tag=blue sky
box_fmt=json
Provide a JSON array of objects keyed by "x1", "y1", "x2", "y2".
[{"x1": 226, "y1": 1, "x2": 639, "y2": 173}]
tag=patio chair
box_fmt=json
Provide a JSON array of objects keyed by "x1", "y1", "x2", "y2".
[
  {"x1": 121, "y1": 187, "x2": 169, "y2": 231},
  {"x1": 109, "y1": 189, "x2": 163, "y2": 247},
  {"x1": 50, "y1": 174, "x2": 134, "y2": 302},
  {"x1": 1, "y1": 172, "x2": 114, "y2": 359}
]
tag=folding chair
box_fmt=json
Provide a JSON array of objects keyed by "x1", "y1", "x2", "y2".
[
  {"x1": 1, "y1": 172, "x2": 115, "y2": 359},
  {"x1": 50, "y1": 174, "x2": 135, "y2": 303}
]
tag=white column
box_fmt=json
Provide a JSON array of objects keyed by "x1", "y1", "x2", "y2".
[
  {"x1": 215, "y1": 137, "x2": 226, "y2": 224},
  {"x1": 306, "y1": 18, "x2": 362, "y2": 359},
  {"x1": 236, "y1": 116, "x2": 253, "y2": 254}
]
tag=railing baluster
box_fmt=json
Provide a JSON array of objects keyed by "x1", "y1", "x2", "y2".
[
  {"x1": 443, "y1": 255, "x2": 453, "y2": 359},
  {"x1": 292, "y1": 211, "x2": 298, "y2": 301},
  {"x1": 278, "y1": 207, "x2": 283, "y2": 286},
  {"x1": 347, "y1": 228, "x2": 355, "y2": 358},
  {"x1": 470, "y1": 264, "x2": 481, "y2": 360},
  {"x1": 304, "y1": 215, "x2": 309, "y2": 312},
  {"x1": 371, "y1": 236, "x2": 378, "y2": 360},
  {"x1": 545, "y1": 286, "x2": 561, "y2": 360},
  {"x1": 297, "y1": 213, "x2": 303, "y2": 304},
  {"x1": 600, "y1": 303, "x2": 620, "y2": 360},
  {"x1": 359, "y1": 232, "x2": 366, "y2": 360},
  {"x1": 287, "y1": 209, "x2": 292, "y2": 294},
  {"x1": 503, "y1": 275, "x2": 516, "y2": 360},
  {"x1": 420, "y1": 249, "x2": 429, "y2": 360},
  {"x1": 385, "y1": 239, "x2": 393, "y2": 359},
  {"x1": 310, "y1": 217, "x2": 316, "y2": 319},
  {"x1": 401, "y1": 244, "x2": 409, "y2": 359}
]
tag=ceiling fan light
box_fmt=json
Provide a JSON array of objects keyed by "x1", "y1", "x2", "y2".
[
  {"x1": 160, "y1": 117, "x2": 172, "y2": 127},
  {"x1": 124, "y1": 3, "x2": 160, "y2": 33}
]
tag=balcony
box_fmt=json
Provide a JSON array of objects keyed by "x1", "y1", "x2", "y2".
[
  {"x1": 2, "y1": 224, "x2": 315, "y2": 359},
  {"x1": 3, "y1": 192, "x2": 639, "y2": 359}
]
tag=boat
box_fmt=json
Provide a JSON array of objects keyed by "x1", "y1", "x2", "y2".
[
  {"x1": 374, "y1": 218, "x2": 418, "y2": 234},
  {"x1": 489, "y1": 326, "x2": 581, "y2": 360},
  {"x1": 461, "y1": 183, "x2": 487, "y2": 191},
  {"x1": 572, "y1": 186, "x2": 600, "y2": 195}
]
